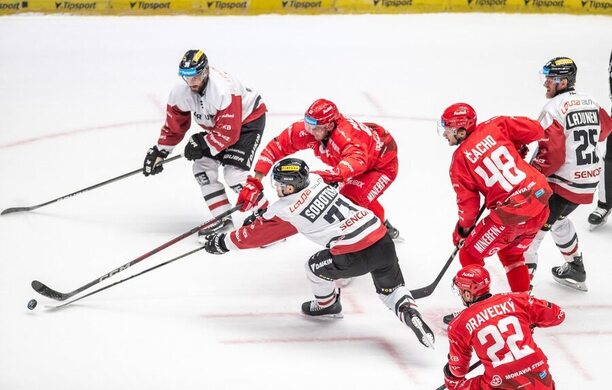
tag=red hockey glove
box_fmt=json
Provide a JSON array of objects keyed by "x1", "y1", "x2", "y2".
[
  {"x1": 237, "y1": 176, "x2": 264, "y2": 212},
  {"x1": 312, "y1": 169, "x2": 342, "y2": 184},
  {"x1": 443, "y1": 363, "x2": 466, "y2": 390},
  {"x1": 452, "y1": 222, "x2": 471, "y2": 247}
]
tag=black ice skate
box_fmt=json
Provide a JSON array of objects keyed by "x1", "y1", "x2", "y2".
[
  {"x1": 588, "y1": 203, "x2": 610, "y2": 231},
  {"x1": 442, "y1": 311, "x2": 462, "y2": 326},
  {"x1": 400, "y1": 305, "x2": 435, "y2": 349},
  {"x1": 551, "y1": 255, "x2": 588, "y2": 292},
  {"x1": 384, "y1": 219, "x2": 401, "y2": 241},
  {"x1": 198, "y1": 217, "x2": 234, "y2": 244},
  {"x1": 301, "y1": 291, "x2": 343, "y2": 319}
]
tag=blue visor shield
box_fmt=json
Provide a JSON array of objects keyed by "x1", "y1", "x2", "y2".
[
  {"x1": 179, "y1": 67, "x2": 199, "y2": 77},
  {"x1": 304, "y1": 116, "x2": 318, "y2": 126}
]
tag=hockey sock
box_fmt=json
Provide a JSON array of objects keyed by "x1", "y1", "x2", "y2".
[
  {"x1": 368, "y1": 199, "x2": 385, "y2": 221},
  {"x1": 506, "y1": 264, "x2": 531, "y2": 293},
  {"x1": 316, "y1": 291, "x2": 336, "y2": 308},
  {"x1": 550, "y1": 218, "x2": 579, "y2": 262}
]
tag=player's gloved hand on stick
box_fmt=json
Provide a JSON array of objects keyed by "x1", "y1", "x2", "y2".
[
  {"x1": 143, "y1": 145, "x2": 169, "y2": 176},
  {"x1": 312, "y1": 169, "x2": 342, "y2": 184},
  {"x1": 184, "y1": 132, "x2": 208, "y2": 161},
  {"x1": 243, "y1": 208, "x2": 267, "y2": 226},
  {"x1": 204, "y1": 233, "x2": 229, "y2": 255},
  {"x1": 452, "y1": 222, "x2": 471, "y2": 247},
  {"x1": 443, "y1": 363, "x2": 466, "y2": 390},
  {"x1": 237, "y1": 176, "x2": 264, "y2": 212}
]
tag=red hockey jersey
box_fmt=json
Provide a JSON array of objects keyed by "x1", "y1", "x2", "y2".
[
  {"x1": 253, "y1": 116, "x2": 397, "y2": 182},
  {"x1": 447, "y1": 293, "x2": 565, "y2": 389},
  {"x1": 450, "y1": 116, "x2": 551, "y2": 227}
]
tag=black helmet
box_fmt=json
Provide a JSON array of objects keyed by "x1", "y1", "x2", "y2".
[
  {"x1": 178, "y1": 49, "x2": 209, "y2": 78},
  {"x1": 542, "y1": 57, "x2": 577, "y2": 88},
  {"x1": 272, "y1": 158, "x2": 310, "y2": 192}
]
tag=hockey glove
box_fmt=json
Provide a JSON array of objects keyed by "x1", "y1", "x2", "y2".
[
  {"x1": 452, "y1": 222, "x2": 471, "y2": 247},
  {"x1": 204, "y1": 233, "x2": 229, "y2": 255},
  {"x1": 184, "y1": 132, "x2": 208, "y2": 161},
  {"x1": 237, "y1": 176, "x2": 264, "y2": 212},
  {"x1": 143, "y1": 145, "x2": 169, "y2": 176},
  {"x1": 443, "y1": 363, "x2": 466, "y2": 390},
  {"x1": 312, "y1": 169, "x2": 342, "y2": 184},
  {"x1": 243, "y1": 208, "x2": 267, "y2": 226}
]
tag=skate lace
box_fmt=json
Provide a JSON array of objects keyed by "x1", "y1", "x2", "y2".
[
  {"x1": 594, "y1": 207, "x2": 610, "y2": 217},
  {"x1": 556, "y1": 262, "x2": 571, "y2": 275}
]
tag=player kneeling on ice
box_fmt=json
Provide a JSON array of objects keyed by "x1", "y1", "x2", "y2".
[
  {"x1": 203, "y1": 158, "x2": 435, "y2": 348},
  {"x1": 444, "y1": 264, "x2": 565, "y2": 390}
]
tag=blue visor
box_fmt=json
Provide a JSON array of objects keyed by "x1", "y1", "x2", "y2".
[
  {"x1": 541, "y1": 67, "x2": 551, "y2": 76},
  {"x1": 304, "y1": 116, "x2": 318, "y2": 126},
  {"x1": 179, "y1": 67, "x2": 199, "y2": 77}
]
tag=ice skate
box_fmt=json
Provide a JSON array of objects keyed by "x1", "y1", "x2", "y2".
[
  {"x1": 400, "y1": 305, "x2": 435, "y2": 349},
  {"x1": 588, "y1": 204, "x2": 610, "y2": 231},
  {"x1": 384, "y1": 219, "x2": 403, "y2": 242},
  {"x1": 551, "y1": 254, "x2": 588, "y2": 292},
  {"x1": 301, "y1": 291, "x2": 343, "y2": 319},
  {"x1": 198, "y1": 217, "x2": 234, "y2": 244}
]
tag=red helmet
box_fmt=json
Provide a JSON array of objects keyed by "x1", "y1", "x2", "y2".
[
  {"x1": 304, "y1": 99, "x2": 340, "y2": 127},
  {"x1": 453, "y1": 264, "x2": 491, "y2": 297},
  {"x1": 440, "y1": 103, "x2": 477, "y2": 135}
]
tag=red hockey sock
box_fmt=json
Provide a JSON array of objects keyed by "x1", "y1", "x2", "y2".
[
  {"x1": 368, "y1": 199, "x2": 385, "y2": 221},
  {"x1": 506, "y1": 264, "x2": 530, "y2": 292}
]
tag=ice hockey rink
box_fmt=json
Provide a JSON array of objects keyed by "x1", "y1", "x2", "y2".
[{"x1": 1, "y1": 12, "x2": 611, "y2": 389}]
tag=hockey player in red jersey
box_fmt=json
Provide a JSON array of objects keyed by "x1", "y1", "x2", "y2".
[
  {"x1": 525, "y1": 57, "x2": 612, "y2": 292},
  {"x1": 235, "y1": 99, "x2": 401, "y2": 239},
  {"x1": 142, "y1": 50, "x2": 268, "y2": 243},
  {"x1": 443, "y1": 264, "x2": 565, "y2": 390},
  {"x1": 203, "y1": 158, "x2": 435, "y2": 348},
  {"x1": 439, "y1": 103, "x2": 552, "y2": 324}
]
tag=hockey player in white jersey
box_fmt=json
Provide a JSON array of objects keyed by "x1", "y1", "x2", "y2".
[
  {"x1": 526, "y1": 57, "x2": 612, "y2": 291},
  {"x1": 142, "y1": 50, "x2": 268, "y2": 242},
  {"x1": 203, "y1": 158, "x2": 435, "y2": 348},
  {"x1": 588, "y1": 50, "x2": 612, "y2": 229}
]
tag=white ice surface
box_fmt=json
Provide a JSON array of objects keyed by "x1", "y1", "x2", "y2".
[{"x1": 0, "y1": 13, "x2": 611, "y2": 390}]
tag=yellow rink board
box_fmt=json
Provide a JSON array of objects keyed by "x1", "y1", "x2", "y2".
[{"x1": 0, "y1": 0, "x2": 610, "y2": 16}]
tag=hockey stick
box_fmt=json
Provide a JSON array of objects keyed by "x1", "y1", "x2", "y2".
[
  {"x1": 1, "y1": 154, "x2": 183, "y2": 215},
  {"x1": 31, "y1": 204, "x2": 241, "y2": 301},
  {"x1": 47, "y1": 246, "x2": 206, "y2": 310},
  {"x1": 435, "y1": 361, "x2": 483, "y2": 390},
  {"x1": 410, "y1": 204, "x2": 486, "y2": 300}
]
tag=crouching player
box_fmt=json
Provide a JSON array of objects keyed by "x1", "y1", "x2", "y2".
[
  {"x1": 204, "y1": 158, "x2": 434, "y2": 348},
  {"x1": 444, "y1": 264, "x2": 565, "y2": 389}
]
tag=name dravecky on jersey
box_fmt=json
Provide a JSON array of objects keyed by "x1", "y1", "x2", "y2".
[{"x1": 465, "y1": 299, "x2": 516, "y2": 334}]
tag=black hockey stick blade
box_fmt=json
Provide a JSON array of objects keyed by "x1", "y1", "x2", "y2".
[
  {"x1": 1, "y1": 206, "x2": 34, "y2": 215},
  {"x1": 31, "y1": 280, "x2": 66, "y2": 300}
]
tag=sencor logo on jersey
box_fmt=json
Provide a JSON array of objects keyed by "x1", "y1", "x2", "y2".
[{"x1": 299, "y1": 186, "x2": 338, "y2": 222}]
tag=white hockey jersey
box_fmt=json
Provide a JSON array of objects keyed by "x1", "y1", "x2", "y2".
[
  {"x1": 224, "y1": 175, "x2": 387, "y2": 255},
  {"x1": 534, "y1": 90, "x2": 612, "y2": 204},
  {"x1": 157, "y1": 66, "x2": 266, "y2": 155}
]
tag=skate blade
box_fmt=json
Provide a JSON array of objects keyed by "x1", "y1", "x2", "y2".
[
  {"x1": 589, "y1": 223, "x2": 601, "y2": 231},
  {"x1": 552, "y1": 276, "x2": 588, "y2": 292},
  {"x1": 410, "y1": 317, "x2": 435, "y2": 349},
  {"x1": 392, "y1": 235, "x2": 406, "y2": 243},
  {"x1": 301, "y1": 312, "x2": 344, "y2": 320}
]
